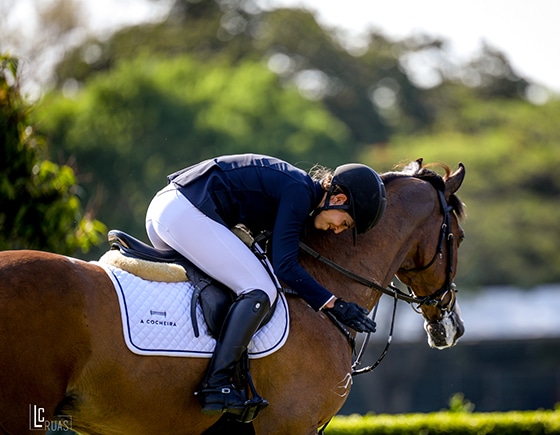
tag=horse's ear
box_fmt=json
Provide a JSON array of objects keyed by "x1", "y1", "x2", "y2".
[{"x1": 444, "y1": 163, "x2": 465, "y2": 196}]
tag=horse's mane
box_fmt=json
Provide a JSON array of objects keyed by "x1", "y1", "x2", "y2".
[{"x1": 381, "y1": 158, "x2": 465, "y2": 219}]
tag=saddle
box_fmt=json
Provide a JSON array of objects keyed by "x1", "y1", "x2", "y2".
[
  {"x1": 107, "y1": 229, "x2": 237, "y2": 338},
  {"x1": 107, "y1": 229, "x2": 276, "y2": 338}
]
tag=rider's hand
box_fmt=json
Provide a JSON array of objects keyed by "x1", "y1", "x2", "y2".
[{"x1": 325, "y1": 299, "x2": 376, "y2": 333}]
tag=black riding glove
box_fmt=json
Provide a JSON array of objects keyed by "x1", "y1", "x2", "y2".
[{"x1": 325, "y1": 299, "x2": 376, "y2": 333}]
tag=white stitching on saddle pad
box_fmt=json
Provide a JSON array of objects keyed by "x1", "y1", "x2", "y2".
[{"x1": 93, "y1": 262, "x2": 289, "y2": 359}]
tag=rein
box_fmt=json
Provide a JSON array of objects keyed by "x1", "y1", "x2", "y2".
[
  {"x1": 299, "y1": 242, "x2": 429, "y2": 307},
  {"x1": 299, "y1": 241, "x2": 403, "y2": 376}
]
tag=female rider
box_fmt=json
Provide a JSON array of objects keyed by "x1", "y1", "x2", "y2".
[{"x1": 145, "y1": 153, "x2": 386, "y2": 415}]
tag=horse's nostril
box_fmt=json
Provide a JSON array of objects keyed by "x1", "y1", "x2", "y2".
[
  {"x1": 427, "y1": 323, "x2": 446, "y2": 339},
  {"x1": 426, "y1": 323, "x2": 446, "y2": 343}
]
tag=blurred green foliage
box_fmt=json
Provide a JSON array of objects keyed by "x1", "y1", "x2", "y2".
[
  {"x1": 52, "y1": 2, "x2": 450, "y2": 144},
  {"x1": 447, "y1": 393, "x2": 475, "y2": 414},
  {"x1": 0, "y1": 54, "x2": 106, "y2": 254},
  {"x1": 3, "y1": 1, "x2": 559, "y2": 289},
  {"x1": 36, "y1": 54, "x2": 350, "y2": 253}
]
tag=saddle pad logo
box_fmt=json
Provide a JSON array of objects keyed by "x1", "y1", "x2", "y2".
[{"x1": 94, "y1": 262, "x2": 289, "y2": 358}]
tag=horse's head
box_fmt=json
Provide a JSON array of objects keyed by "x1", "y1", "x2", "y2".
[{"x1": 386, "y1": 159, "x2": 466, "y2": 349}]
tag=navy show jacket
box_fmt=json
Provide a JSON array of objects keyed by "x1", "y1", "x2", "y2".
[{"x1": 167, "y1": 153, "x2": 333, "y2": 310}]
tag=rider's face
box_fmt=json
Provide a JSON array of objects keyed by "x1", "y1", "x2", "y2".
[{"x1": 313, "y1": 193, "x2": 355, "y2": 234}]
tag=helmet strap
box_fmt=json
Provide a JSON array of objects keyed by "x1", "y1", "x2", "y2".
[{"x1": 313, "y1": 188, "x2": 348, "y2": 214}]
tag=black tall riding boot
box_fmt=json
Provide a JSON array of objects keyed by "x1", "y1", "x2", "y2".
[{"x1": 198, "y1": 289, "x2": 271, "y2": 415}]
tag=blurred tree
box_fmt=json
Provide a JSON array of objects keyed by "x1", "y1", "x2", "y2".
[
  {"x1": 3, "y1": 0, "x2": 539, "y2": 138},
  {"x1": 53, "y1": 0, "x2": 260, "y2": 88},
  {"x1": 0, "y1": 54, "x2": 106, "y2": 253},
  {"x1": 50, "y1": 2, "x2": 537, "y2": 149},
  {"x1": 256, "y1": 8, "x2": 435, "y2": 144},
  {"x1": 51, "y1": 3, "x2": 440, "y2": 147},
  {"x1": 36, "y1": 54, "x2": 351, "y2": 255},
  {"x1": 463, "y1": 43, "x2": 530, "y2": 100}
]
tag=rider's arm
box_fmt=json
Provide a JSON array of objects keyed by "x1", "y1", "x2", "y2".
[{"x1": 271, "y1": 184, "x2": 336, "y2": 311}]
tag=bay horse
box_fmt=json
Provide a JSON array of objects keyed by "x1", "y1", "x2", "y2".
[{"x1": 0, "y1": 159, "x2": 465, "y2": 435}]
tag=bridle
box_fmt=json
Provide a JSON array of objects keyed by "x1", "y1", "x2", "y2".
[
  {"x1": 299, "y1": 188, "x2": 458, "y2": 313},
  {"x1": 299, "y1": 184, "x2": 459, "y2": 376},
  {"x1": 396, "y1": 188, "x2": 457, "y2": 313}
]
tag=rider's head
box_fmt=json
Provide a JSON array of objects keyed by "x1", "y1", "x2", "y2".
[{"x1": 313, "y1": 163, "x2": 386, "y2": 242}]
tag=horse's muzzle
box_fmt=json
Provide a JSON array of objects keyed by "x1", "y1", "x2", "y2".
[{"x1": 424, "y1": 306, "x2": 464, "y2": 349}]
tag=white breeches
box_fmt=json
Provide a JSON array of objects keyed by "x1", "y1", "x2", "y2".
[{"x1": 145, "y1": 185, "x2": 278, "y2": 305}]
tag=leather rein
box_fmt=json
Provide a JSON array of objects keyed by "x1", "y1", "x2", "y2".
[{"x1": 299, "y1": 187, "x2": 458, "y2": 376}]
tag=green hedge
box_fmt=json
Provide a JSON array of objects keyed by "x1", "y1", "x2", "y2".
[{"x1": 327, "y1": 411, "x2": 560, "y2": 434}]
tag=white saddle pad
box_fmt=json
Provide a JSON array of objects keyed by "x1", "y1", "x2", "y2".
[{"x1": 94, "y1": 262, "x2": 289, "y2": 358}]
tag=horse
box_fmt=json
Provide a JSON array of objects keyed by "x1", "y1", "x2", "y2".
[{"x1": 0, "y1": 159, "x2": 466, "y2": 435}]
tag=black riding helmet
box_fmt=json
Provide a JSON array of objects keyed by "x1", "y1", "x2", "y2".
[{"x1": 322, "y1": 163, "x2": 387, "y2": 242}]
